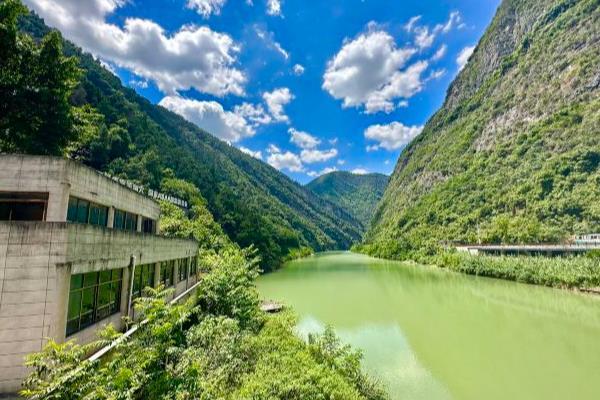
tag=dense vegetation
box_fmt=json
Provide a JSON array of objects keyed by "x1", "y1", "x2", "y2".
[
  {"x1": 362, "y1": 0, "x2": 599, "y2": 259},
  {"x1": 307, "y1": 172, "x2": 389, "y2": 231},
  {"x1": 2, "y1": 2, "x2": 362, "y2": 271},
  {"x1": 419, "y1": 250, "x2": 600, "y2": 290},
  {"x1": 22, "y1": 180, "x2": 386, "y2": 399}
]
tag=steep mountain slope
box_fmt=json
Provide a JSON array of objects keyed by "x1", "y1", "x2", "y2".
[
  {"x1": 19, "y1": 12, "x2": 362, "y2": 270},
  {"x1": 364, "y1": 0, "x2": 599, "y2": 258},
  {"x1": 307, "y1": 172, "x2": 389, "y2": 229}
]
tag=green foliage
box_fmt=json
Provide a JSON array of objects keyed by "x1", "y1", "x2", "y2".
[
  {"x1": 284, "y1": 246, "x2": 314, "y2": 262},
  {"x1": 364, "y1": 0, "x2": 600, "y2": 259},
  {"x1": 307, "y1": 171, "x2": 389, "y2": 230},
  {"x1": 22, "y1": 254, "x2": 386, "y2": 399},
  {"x1": 0, "y1": 0, "x2": 81, "y2": 155},
  {"x1": 427, "y1": 251, "x2": 600, "y2": 289}
]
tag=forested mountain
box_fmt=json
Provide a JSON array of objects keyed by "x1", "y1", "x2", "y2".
[
  {"x1": 363, "y1": 0, "x2": 599, "y2": 258},
  {"x1": 307, "y1": 172, "x2": 389, "y2": 230},
  {"x1": 13, "y1": 12, "x2": 362, "y2": 270}
]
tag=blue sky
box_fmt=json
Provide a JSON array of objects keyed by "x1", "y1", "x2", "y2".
[{"x1": 25, "y1": 0, "x2": 500, "y2": 183}]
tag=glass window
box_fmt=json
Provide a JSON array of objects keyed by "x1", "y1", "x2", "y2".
[
  {"x1": 66, "y1": 269, "x2": 123, "y2": 336},
  {"x1": 67, "y1": 197, "x2": 108, "y2": 227},
  {"x1": 190, "y1": 256, "x2": 197, "y2": 277},
  {"x1": 0, "y1": 193, "x2": 48, "y2": 221},
  {"x1": 178, "y1": 259, "x2": 188, "y2": 282},
  {"x1": 114, "y1": 209, "x2": 125, "y2": 230},
  {"x1": 114, "y1": 209, "x2": 138, "y2": 232},
  {"x1": 160, "y1": 261, "x2": 175, "y2": 287},
  {"x1": 76, "y1": 199, "x2": 89, "y2": 223},
  {"x1": 132, "y1": 264, "x2": 155, "y2": 299},
  {"x1": 142, "y1": 218, "x2": 155, "y2": 234}
]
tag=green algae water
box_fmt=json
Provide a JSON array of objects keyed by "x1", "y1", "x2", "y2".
[{"x1": 256, "y1": 252, "x2": 600, "y2": 400}]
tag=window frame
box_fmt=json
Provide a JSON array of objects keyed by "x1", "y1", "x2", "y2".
[{"x1": 66, "y1": 269, "x2": 123, "y2": 336}]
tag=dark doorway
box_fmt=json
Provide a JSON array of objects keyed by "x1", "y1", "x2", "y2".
[{"x1": 0, "y1": 192, "x2": 48, "y2": 221}]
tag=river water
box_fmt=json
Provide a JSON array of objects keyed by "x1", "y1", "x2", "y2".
[{"x1": 256, "y1": 252, "x2": 600, "y2": 400}]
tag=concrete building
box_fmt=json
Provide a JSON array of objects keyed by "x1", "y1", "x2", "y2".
[{"x1": 0, "y1": 155, "x2": 199, "y2": 393}]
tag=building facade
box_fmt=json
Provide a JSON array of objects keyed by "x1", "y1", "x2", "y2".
[{"x1": 0, "y1": 155, "x2": 199, "y2": 393}]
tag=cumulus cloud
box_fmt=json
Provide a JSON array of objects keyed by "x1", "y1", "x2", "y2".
[
  {"x1": 159, "y1": 96, "x2": 254, "y2": 142},
  {"x1": 263, "y1": 88, "x2": 294, "y2": 122},
  {"x1": 364, "y1": 121, "x2": 423, "y2": 151},
  {"x1": 289, "y1": 128, "x2": 320, "y2": 149},
  {"x1": 457, "y1": 45, "x2": 475, "y2": 71},
  {"x1": 414, "y1": 26, "x2": 435, "y2": 50},
  {"x1": 293, "y1": 64, "x2": 305, "y2": 75},
  {"x1": 24, "y1": 0, "x2": 245, "y2": 96},
  {"x1": 267, "y1": 151, "x2": 303, "y2": 172},
  {"x1": 266, "y1": 0, "x2": 282, "y2": 16},
  {"x1": 187, "y1": 0, "x2": 226, "y2": 17},
  {"x1": 323, "y1": 28, "x2": 428, "y2": 114},
  {"x1": 300, "y1": 148, "x2": 338, "y2": 164},
  {"x1": 238, "y1": 146, "x2": 262, "y2": 159},
  {"x1": 351, "y1": 168, "x2": 369, "y2": 175},
  {"x1": 234, "y1": 102, "x2": 273, "y2": 125}
]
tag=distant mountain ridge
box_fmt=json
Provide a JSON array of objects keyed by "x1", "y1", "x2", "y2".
[
  {"x1": 307, "y1": 171, "x2": 389, "y2": 231},
  {"x1": 363, "y1": 0, "x2": 599, "y2": 257},
  {"x1": 19, "y1": 11, "x2": 363, "y2": 270}
]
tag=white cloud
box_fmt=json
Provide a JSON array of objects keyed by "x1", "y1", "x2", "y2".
[
  {"x1": 255, "y1": 26, "x2": 289, "y2": 59},
  {"x1": 329, "y1": 137, "x2": 338, "y2": 145},
  {"x1": 289, "y1": 128, "x2": 320, "y2": 149},
  {"x1": 129, "y1": 78, "x2": 148, "y2": 89},
  {"x1": 456, "y1": 45, "x2": 475, "y2": 71},
  {"x1": 397, "y1": 100, "x2": 409, "y2": 108},
  {"x1": 300, "y1": 148, "x2": 338, "y2": 164},
  {"x1": 267, "y1": 143, "x2": 281, "y2": 153},
  {"x1": 239, "y1": 146, "x2": 262, "y2": 159},
  {"x1": 268, "y1": 151, "x2": 303, "y2": 172},
  {"x1": 307, "y1": 166, "x2": 337, "y2": 178},
  {"x1": 323, "y1": 28, "x2": 428, "y2": 114},
  {"x1": 337, "y1": 159, "x2": 345, "y2": 165},
  {"x1": 293, "y1": 64, "x2": 305, "y2": 75},
  {"x1": 159, "y1": 96, "x2": 254, "y2": 142},
  {"x1": 263, "y1": 87, "x2": 294, "y2": 122},
  {"x1": 404, "y1": 16, "x2": 422, "y2": 32},
  {"x1": 187, "y1": 0, "x2": 226, "y2": 18},
  {"x1": 438, "y1": 11, "x2": 463, "y2": 34},
  {"x1": 414, "y1": 26, "x2": 435, "y2": 50},
  {"x1": 364, "y1": 121, "x2": 423, "y2": 151},
  {"x1": 234, "y1": 103, "x2": 273, "y2": 125},
  {"x1": 266, "y1": 0, "x2": 282, "y2": 16},
  {"x1": 352, "y1": 168, "x2": 369, "y2": 175},
  {"x1": 431, "y1": 44, "x2": 447, "y2": 61},
  {"x1": 427, "y1": 68, "x2": 446, "y2": 80},
  {"x1": 24, "y1": 0, "x2": 245, "y2": 96}
]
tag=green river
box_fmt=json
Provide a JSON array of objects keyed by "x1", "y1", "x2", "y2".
[{"x1": 256, "y1": 252, "x2": 600, "y2": 400}]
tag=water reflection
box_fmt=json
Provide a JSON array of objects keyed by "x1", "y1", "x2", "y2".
[{"x1": 257, "y1": 252, "x2": 600, "y2": 400}]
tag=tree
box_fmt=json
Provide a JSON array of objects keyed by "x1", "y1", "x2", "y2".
[{"x1": 0, "y1": 0, "x2": 80, "y2": 155}]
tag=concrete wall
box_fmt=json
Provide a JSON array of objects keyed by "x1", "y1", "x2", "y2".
[
  {"x1": 0, "y1": 221, "x2": 198, "y2": 393},
  {"x1": 0, "y1": 155, "x2": 160, "y2": 222}
]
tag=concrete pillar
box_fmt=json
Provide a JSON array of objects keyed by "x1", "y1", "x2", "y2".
[
  {"x1": 53, "y1": 263, "x2": 71, "y2": 344},
  {"x1": 107, "y1": 207, "x2": 115, "y2": 229},
  {"x1": 153, "y1": 262, "x2": 161, "y2": 288},
  {"x1": 120, "y1": 265, "x2": 131, "y2": 325},
  {"x1": 136, "y1": 216, "x2": 142, "y2": 233}
]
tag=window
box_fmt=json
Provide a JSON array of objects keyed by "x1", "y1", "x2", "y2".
[
  {"x1": 160, "y1": 260, "x2": 175, "y2": 287},
  {"x1": 190, "y1": 256, "x2": 198, "y2": 277},
  {"x1": 66, "y1": 269, "x2": 122, "y2": 336},
  {"x1": 132, "y1": 263, "x2": 155, "y2": 299},
  {"x1": 178, "y1": 259, "x2": 188, "y2": 282},
  {"x1": 142, "y1": 217, "x2": 156, "y2": 234},
  {"x1": 67, "y1": 197, "x2": 108, "y2": 227},
  {"x1": 113, "y1": 208, "x2": 138, "y2": 232},
  {"x1": 0, "y1": 192, "x2": 48, "y2": 221}
]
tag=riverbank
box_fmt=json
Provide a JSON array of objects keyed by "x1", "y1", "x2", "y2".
[{"x1": 355, "y1": 244, "x2": 600, "y2": 292}]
